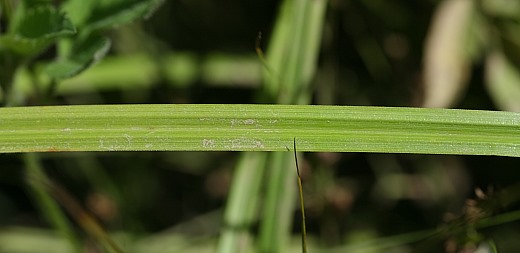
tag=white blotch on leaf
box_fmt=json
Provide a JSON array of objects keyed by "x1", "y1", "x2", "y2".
[{"x1": 202, "y1": 139, "x2": 216, "y2": 148}]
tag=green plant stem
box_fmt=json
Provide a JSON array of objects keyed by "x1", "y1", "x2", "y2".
[
  {"x1": 216, "y1": 152, "x2": 268, "y2": 253},
  {"x1": 258, "y1": 0, "x2": 328, "y2": 252},
  {"x1": 24, "y1": 153, "x2": 82, "y2": 253},
  {"x1": 0, "y1": 54, "x2": 20, "y2": 107},
  {"x1": 0, "y1": 0, "x2": 14, "y2": 21},
  {"x1": 259, "y1": 152, "x2": 298, "y2": 253},
  {"x1": 327, "y1": 208, "x2": 520, "y2": 253}
]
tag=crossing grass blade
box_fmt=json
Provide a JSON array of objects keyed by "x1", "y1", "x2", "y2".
[{"x1": 0, "y1": 104, "x2": 519, "y2": 156}]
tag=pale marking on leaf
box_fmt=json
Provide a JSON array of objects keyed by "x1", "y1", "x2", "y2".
[{"x1": 202, "y1": 139, "x2": 216, "y2": 148}]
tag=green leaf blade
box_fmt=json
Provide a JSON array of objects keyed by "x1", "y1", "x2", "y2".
[{"x1": 0, "y1": 104, "x2": 519, "y2": 156}]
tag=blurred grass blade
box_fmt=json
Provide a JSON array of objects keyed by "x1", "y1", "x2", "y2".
[
  {"x1": 216, "y1": 152, "x2": 267, "y2": 253},
  {"x1": 485, "y1": 49, "x2": 520, "y2": 112},
  {"x1": 25, "y1": 153, "x2": 82, "y2": 253},
  {"x1": 422, "y1": 0, "x2": 475, "y2": 107},
  {"x1": 46, "y1": 180, "x2": 124, "y2": 253},
  {"x1": 26, "y1": 154, "x2": 124, "y2": 253},
  {"x1": 0, "y1": 104, "x2": 520, "y2": 156},
  {"x1": 325, "y1": 207, "x2": 520, "y2": 253},
  {"x1": 259, "y1": 151, "x2": 297, "y2": 253},
  {"x1": 258, "y1": 0, "x2": 327, "y2": 252},
  {"x1": 262, "y1": 0, "x2": 326, "y2": 104},
  {"x1": 329, "y1": 229, "x2": 437, "y2": 253}
]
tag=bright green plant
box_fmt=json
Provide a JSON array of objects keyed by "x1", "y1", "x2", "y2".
[
  {"x1": 0, "y1": 104, "x2": 519, "y2": 155},
  {"x1": 1, "y1": 0, "x2": 520, "y2": 253},
  {"x1": 0, "y1": 0, "x2": 164, "y2": 106},
  {"x1": 1, "y1": 1, "x2": 165, "y2": 252}
]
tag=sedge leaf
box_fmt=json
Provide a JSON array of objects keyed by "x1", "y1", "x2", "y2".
[{"x1": 0, "y1": 104, "x2": 519, "y2": 156}]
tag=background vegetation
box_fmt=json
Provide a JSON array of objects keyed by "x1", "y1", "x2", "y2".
[{"x1": 1, "y1": 0, "x2": 520, "y2": 252}]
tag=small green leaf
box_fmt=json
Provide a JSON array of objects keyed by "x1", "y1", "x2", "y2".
[
  {"x1": 0, "y1": 5, "x2": 76, "y2": 55},
  {"x1": 0, "y1": 35, "x2": 50, "y2": 55},
  {"x1": 61, "y1": 0, "x2": 99, "y2": 27},
  {"x1": 44, "y1": 60, "x2": 85, "y2": 79},
  {"x1": 11, "y1": 5, "x2": 75, "y2": 40},
  {"x1": 45, "y1": 36, "x2": 111, "y2": 79},
  {"x1": 83, "y1": 0, "x2": 165, "y2": 33}
]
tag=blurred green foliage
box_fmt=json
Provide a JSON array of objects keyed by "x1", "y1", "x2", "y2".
[{"x1": 1, "y1": 0, "x2": 520, "y2": 252}]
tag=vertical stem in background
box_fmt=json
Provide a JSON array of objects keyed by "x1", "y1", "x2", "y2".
[
  {"x1": 0, "y1": 0, "x2": 15, "y2": 21},
  {"x1": 216, "y1": 152, "x2": 268, "y2": 253},
  {"x1": 219, "y1": 0, "x2": 327, "y2": 252},
  {"x1": 259, "y1": 151, "x2": 297, "y2": 253},
  {"x1": 26, "y1": 153, "x2": 125, "y2": 253},
  {"x1": 298, "y1": 0, "x2": 328, "y2": 104},
  {"x1": 77, "y1": 154, "x2": 141, "y2": 236},
  {"x1": 24, "y1": 153, "x2": 82, "y2": 253},
  {"x1": 278, "y1": 0, "x2": 309, "y2": 104},
  {"x1": 261, "y1": 0, "x2": 292, "y2": 102},
  {"x1": 0, "y1": 55, "x2": 20, "y2": 107},
  {"x1": 259, "y1": 0, "x2": 328, "y2": 252}
]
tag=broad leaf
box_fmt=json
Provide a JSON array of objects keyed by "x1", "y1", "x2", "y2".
[
  {"x1": 61, "y1": 0, "x2": 100, "y2": 27},
  {"x1": 82, "y1": 0, "x2": 165, "y2": 34},
  {"x1": 45, "y1": 36, "x2": 111, "y2": 79},
  {"x1": 0, "y1": 5, "x2": 76, "y2": 55}
]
